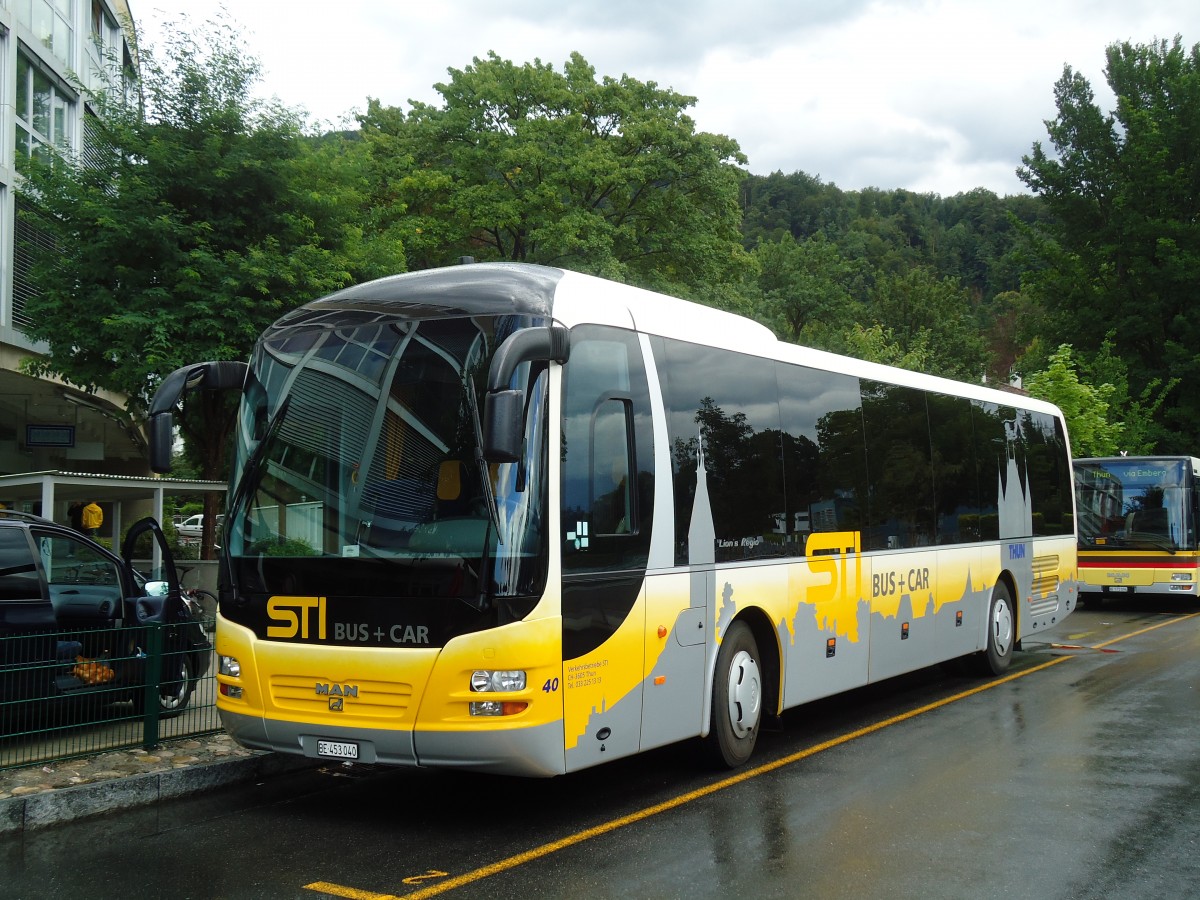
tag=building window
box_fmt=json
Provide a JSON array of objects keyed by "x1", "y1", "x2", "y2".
[
  {"x1": 86, "y1": 0, "x2": 127, "y2": 92},
  {"x1": 13, "y1": 0, "x2": 75, "y2": 62},
  {"x1": 15, "y1": 48, "x2": 75, "y2": 169},
  {"x1": 91, "y1": 0, "x2": 120, "y2": 50},
  {"x1": 12, "y1": 196, "x2": 56, "y2": 332},
  {"x1": 81, "y1": 109, "x2": 109, "y2": 171}
]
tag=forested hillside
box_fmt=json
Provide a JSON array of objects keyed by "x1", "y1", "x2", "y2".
[{"x1": 737, "y1": 173, "x2": 1054, "y2": 385}]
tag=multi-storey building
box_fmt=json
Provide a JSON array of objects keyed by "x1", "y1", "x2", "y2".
[{"x1": 0, "y1": 0, "x2": 143, "y2": 480}]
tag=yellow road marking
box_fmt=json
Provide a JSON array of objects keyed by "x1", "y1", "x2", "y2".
[
  {"x1": 306, "y1": 612, "x2": 1200, "y2": 900},
  {"x1": 307, "y1": 884, "x2": 403, "y2": 900},
  {"x1": 1091, "y1": 612, "x2": 1199, "y2": 649}
]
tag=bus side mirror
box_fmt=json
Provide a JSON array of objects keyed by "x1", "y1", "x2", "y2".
[
  {"x1": 484, "y1": 390, "x2": 525, "y2": 463},
  {"x1": 481, "y1": 325, "x2": 568, "y2": 464},
  {"x1": 147, "y1": 361, "x2": 249, "y2": 473},
  {"x1": 148, "y1": 413, "x2": 176, "y2": 474}
]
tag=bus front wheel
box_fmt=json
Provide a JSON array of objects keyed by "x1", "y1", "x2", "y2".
[
  {"x1": 705, "y1": 621, "x2": 762, "y2": 768},
  {"x1": 975, "y1": 581, "x2": 1015, "y2": 676}
]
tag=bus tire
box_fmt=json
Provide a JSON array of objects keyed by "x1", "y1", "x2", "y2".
[
  {"x1": 974, "y1": 581, "x2": 1016, "y2": 676},
  {"x1": 705, "y1": 621, "x2": 762, "y2": 768}
]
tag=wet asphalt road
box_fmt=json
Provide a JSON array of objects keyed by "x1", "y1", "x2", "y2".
[{"x1": 2, "y1": 599, "x2": 1198, "y2": 900}]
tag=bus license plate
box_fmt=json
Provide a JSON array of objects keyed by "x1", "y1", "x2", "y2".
[
  {"x1": 317, "y1": 740, "x2": 359, "y2": 760},
  {"x1": 1108, "y1": 586, "x2": 1131, "y2": 593}
]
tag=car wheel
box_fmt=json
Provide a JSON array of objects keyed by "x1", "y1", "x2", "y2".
[
  {"x1": 158, "y1": 652, "x2": 195, "y2": 716},
  {"x1": 134, "y1": 651, "x2": 195, "y2": 718}
]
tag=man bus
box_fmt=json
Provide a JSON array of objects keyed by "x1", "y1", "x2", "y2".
[
  {"x1": 1074, "y1": 456, "x2": 1200, "y2": 604},
  {"x1": 148, "y1": 263, "x2": 1078, "y2": 775}
]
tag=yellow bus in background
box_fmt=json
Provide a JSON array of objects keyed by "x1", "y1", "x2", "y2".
[{"x1": 1074, "y1": 456, "x2": 1200, "y2": 604}]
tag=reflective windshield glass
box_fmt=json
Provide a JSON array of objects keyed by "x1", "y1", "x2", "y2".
[
  {"x1": 1074, "y1": 459, "x2": 1192, "y2": 551},
  {"x1": 225, "y1": 314, "x2": 549, "y2": 644}
]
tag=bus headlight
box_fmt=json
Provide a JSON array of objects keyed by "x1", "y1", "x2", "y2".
[
  {"x1": 219, "y1": 655, "x2": 241, "y2": 677},
  {"x1": 469, "y1": 669, "x2": 528, "y2": 716},
  {"x1": 1171, "y1": 572, "x2": 1193, "y2": 582},
  {"x1": 470, "y1": 669, "x2": 526, "y2": 692}
]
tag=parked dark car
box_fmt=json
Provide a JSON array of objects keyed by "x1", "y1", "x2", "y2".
[{"x1": 0, "y1": 512, "x2": 210, "y2": 722}]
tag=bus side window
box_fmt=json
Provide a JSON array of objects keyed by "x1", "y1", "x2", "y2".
[
  {"x1": 591, "y1": 400, "x2": 632, "y2": 535},
  {"x1": 1192, "y1": 485, "x2": 1200, "y2": 547}
]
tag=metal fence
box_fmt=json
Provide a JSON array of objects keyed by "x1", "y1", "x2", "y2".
[{"x1": 0, "y1": 617, "x2": 220, "y2": 770}]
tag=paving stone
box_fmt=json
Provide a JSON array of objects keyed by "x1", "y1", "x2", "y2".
[{"x1": 0, "y1": 732, "x2": 318, "y2": 834}]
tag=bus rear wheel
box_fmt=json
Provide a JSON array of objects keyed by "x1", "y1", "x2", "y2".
[
  {"x1": 705, "y1": 621, "x2": 762, "y2": 768},
  {"x1": 974, "y1": 581, "x2": 1015, "y2": 676}
]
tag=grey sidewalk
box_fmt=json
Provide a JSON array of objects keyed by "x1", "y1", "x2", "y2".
[{"x1": 0, "y1": 733, "x2": 315, "y2": 834}]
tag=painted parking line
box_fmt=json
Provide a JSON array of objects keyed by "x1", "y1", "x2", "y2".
[{"x1": 306, "y1": 612, "x2": 1200, "y2": 900}]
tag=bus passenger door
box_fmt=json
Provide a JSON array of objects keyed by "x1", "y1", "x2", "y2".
[{"x1": 559, "y1": 324, "x2": 658, "y2": 772}]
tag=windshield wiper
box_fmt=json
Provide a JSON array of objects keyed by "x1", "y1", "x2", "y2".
[
  {"x1": 227, "y1": 394, "x2": 292, "y2": 532},
  {"x1": 453, "y1": 371, "x2": 501, "y2": 614},
  {"x1": 465, "y1": 373, "x2": 503, "y2": 546}
]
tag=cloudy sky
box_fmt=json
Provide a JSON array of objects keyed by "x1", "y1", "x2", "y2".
[{"x1": 135, "y1": 1, "x2": 1200, "y2": 197}]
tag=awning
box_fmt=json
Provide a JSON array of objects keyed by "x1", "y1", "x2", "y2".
[{"x1": 0, "y1": 470, "x2": 227, "y2": 569}]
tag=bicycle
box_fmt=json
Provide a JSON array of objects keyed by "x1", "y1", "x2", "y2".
[
  {"x1": 180, "y1": 586, "x2": 216, "y2": 639},
  {"x1": 177, "y1": 565, "x2": 217, "y2": 639}
]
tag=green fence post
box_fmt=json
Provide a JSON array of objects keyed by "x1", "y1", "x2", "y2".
[{"x1": 141, "y1": 623, "x2": 163, "y2": 749}]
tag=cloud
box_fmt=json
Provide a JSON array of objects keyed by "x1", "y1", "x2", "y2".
[{"x1": 138, "y1": 0, "x2": 1200, "y2": 195}]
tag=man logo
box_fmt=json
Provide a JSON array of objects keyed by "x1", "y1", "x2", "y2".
[{"x1": 316, "y1": 683, "x2": 357, "y2": 712}]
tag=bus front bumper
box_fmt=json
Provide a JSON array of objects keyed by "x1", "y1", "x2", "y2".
[{"x1": 219, "y1": 707, "x2": 566, "y2": 777}]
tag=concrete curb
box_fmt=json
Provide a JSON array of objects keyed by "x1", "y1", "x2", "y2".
[{"x1": 0, "y1": 752, "x2": 317, "y2": 835}]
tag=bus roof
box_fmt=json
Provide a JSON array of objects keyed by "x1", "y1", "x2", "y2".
[{"x1": 278, "y1": 262, "x2": 1062, "y2": 419}]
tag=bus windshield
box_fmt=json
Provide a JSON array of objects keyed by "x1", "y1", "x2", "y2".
[
  {"x1": 1074, "y1": 459, "x2": 1190, "y2": 552},
  {"x1": 224, "y1": 313, "x2": 550, "y2": 636}
]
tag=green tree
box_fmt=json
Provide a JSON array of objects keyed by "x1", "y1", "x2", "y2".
[
  {"x1": 1079, "y1": 335, "x2": 1177, "y2": 454},
  {"x1": 358, "y1": 51, "x2": 750, "y2": 294},
  {"x1": 751, "y1": 234, "x2": 864, "y2": 343},
  {"x1": 1023, "y1": 345, "x2": 1122, "y2": 457},
  {"x1": 17, "y1": 18, "x2": 404, "y2": 554},
  {"x1": 867, "y1": 267, "x2": 989, "y2": 381},
  {"x1": 19, "y1": 20, "x2": 403, "y2": 469},
  {"x1": 1018, "y1": 37, "x2": 1200, "y2": 451},
  {"x1": 835, "y1": 323, "x2": 932, "y2": 372},
  {"x1": 739, "y1": 170, "x2": 850, "y2": 245}
]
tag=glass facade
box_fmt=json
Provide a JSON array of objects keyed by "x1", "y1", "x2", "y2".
[
  {"x1": 3, "y1": 0, "x2": 137, "y2": 330},
  {"x1": 12, "y1": 0, "x2": 75, "y2": 63},
  {"x1": 1, "y1": 1, "x2": 139, "y2": 475},
  {"x1": 15, "y1": 48, "x2": 75, "y2": 166}
]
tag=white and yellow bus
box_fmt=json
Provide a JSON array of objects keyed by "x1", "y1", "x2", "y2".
[
  {"x1": 149, "y1": 263, "x2": 1078, "y2": 776},
  {"x1": 1074, "y1": 456, "x2": 1200, "y2": 603}
]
